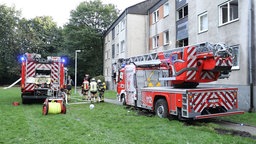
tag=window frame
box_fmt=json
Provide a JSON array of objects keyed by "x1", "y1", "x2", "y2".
[
  {"x1": 219, "y1": 0, "x2": 239, "y2": 26},
  {"x1": 121, "y1": 40, "x2": 125, "y2": 53},
  {"x1": 152, "y1": 35, "x2": 159, "y2": 49},
  {"x1": 112, "y1": 44, "x2": 115, "y2": 59},
  {"x1": 153, "y1": 9, "x2": 159, "y2": 23},
  {"x1": 121, "y1": 19, "x2": 126, "y2": 30},
  {"x1": 116, "y1": 43, "x2": 119, "y2": 56},
  {"x1": 230, "y1": 44, "x2": 240, "y2": 70},
  {"x1": 164, "y1": 2, "x2": 170, "y2": 17},
  {"x1": 198, "y1": 11, "x2": 208, "y2": 33},
  {"x1": 112, "y1": 28, "x2": 115, "y2": 40},
  {"x1": 177, "y1": 5, "x2": 188, "y2": 20},
  {"x1": 163, "y1": 31, "x2": 169, "y2": 45}
]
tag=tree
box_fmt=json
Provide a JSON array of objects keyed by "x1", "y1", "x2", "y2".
[
  {"x1": 63, "y1": 0, "x2": 118, "y2": 82},
  {"x1": 18, "y1": 16, "x2": 62, "y2": 57},
  {"x1": 0, "y1": 4, "x2": 21, "y2": 84}
]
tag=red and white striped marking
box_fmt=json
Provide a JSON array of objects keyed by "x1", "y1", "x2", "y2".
[
  {"x1": 191, "y1": 91, "x2": 235, "y2": 113},
  {"x1": 186, "y1": 47, "x2": 197, "y2": 80},
  {"x1": 215, "y1": 57, "x2": 232, "y2": 66},
  {"x1": 36, "y1": 64, "x2": 51, "y2": 69},
  {"x1": 25, "y1": 62, "x2": 35, "y2": 91},
  {"x1": 51, "y1": 62, "x2": 60, "y2": 91},
  {"x1": 200, "y1": 71, "x2": 215, "y2": 80}
]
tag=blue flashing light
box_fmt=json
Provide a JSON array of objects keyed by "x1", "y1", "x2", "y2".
[
  {"x1": 121, "y1": 64, "x2": 126, "y2": 68},
  {"x1": 61, "y1": 58, "x2": 66, "y2": 63},
  {"x1": 20, "y1": 56, "x2": 25, "y2": 61}
]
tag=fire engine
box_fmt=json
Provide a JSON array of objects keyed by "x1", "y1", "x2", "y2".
[
  {"x1": 116, "y1": 42, "x2": 244, "y2": 120},
  {"x1": 20, "y1": 53, "x2": 66, "y2": 104}
]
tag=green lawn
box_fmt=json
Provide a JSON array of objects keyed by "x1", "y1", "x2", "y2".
[
  {"x1": 0, "y1": 87, "x2": 255, "y2": 144},
  {"x1": 104, "y1": 90, "x2": 117, "y2": 99}
]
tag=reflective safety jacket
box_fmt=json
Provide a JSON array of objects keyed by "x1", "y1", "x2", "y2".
[
  {"x1": 90, "y1": 81, "x2": 97, "y2": 92},
  {"x1": 83, "y1": 80, "x2": 89, "y2": 90}
]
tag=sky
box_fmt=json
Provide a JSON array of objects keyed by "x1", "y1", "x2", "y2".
[{"x1": 0, "y1": 0, "x2": 145, "y2": 26}]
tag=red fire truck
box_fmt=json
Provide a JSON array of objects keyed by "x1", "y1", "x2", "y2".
[
  {"x1": 116, "y1": 42, "x2": 243, "y2": 120},
  {"x1": 20, "y1": 53, "x2": 66, "y2": 104}
]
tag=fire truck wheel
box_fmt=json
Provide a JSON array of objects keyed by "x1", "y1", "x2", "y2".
[
  {"x1": 121, "y1": 95, "x2": 126, "y2": 105},
  {"x1": 62, "y1": 104, "x2": 67, "y2": 114},
  {"x1": 22, "y1": 96, "x2": 28, "y2": 104},
  {"x1": 155, "y1": 99, "x2": 168, "y2": 118},
  {"x1": 42, "y1": 104, "x2": 48, "y2": 115}
]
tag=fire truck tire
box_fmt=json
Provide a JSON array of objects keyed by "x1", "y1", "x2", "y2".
[
  {"x1": 62, "y1": 104, "x2": 67, "y2": 114},
  {"x1": 177, "y1": 108, "x2": 185, "y2": 121},
  {"x1": 121, "y1": 95, "x2": 126, "y2": 105},
  {"x1": 42, "y1": 104, "x2": 48, "y2": 115},
  {"x1": 155, "y1": 99, "x2": 168, "y2": 118},
  {"x1": 22, "y1": 97, "x2": 28, "y2": 104}
]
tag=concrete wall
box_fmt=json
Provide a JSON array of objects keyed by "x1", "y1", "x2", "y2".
[
  {"x1": 189, "y1": 0, "x2": 249, "y2": 85},
  {"x1": 127, "y1": 14, "x2": 147, "y2": 57}
]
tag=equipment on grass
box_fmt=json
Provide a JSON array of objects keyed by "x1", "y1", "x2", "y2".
[{"x1": 42, "y1": 97, "x2": 66, "y2": 115}]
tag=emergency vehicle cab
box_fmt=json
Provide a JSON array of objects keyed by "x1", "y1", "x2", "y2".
[{"x1": 20, "y1": 53, "x2": 66, "y2": 104}]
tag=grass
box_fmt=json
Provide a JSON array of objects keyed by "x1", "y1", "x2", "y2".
[
  {"x1": 0, "y1": 87, "x2": 256, "y2": 144},
  {"x1": 217, "y1": 112, "x2": 256, "y2": 126},
  {"x1": 104, "y1": 90, "x2": 117, "y2": 99}
]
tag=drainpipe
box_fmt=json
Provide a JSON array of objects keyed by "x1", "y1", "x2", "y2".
[{"x1": 248, "y1": 0, "x2": 254, "y2": 112}]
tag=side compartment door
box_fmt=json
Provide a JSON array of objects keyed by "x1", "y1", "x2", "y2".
[{"x1": 125, "y1": 64, "x2": 136, "y2": 106}]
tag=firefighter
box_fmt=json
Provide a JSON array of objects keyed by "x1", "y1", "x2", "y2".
[
  {"x1": 89, "y1": 78, "x2": 98, "y2": 103},
  {"x1": 81, "y1": 77, "x2": 90, "y2": 100},
  {"x1": 84, "y1": 74, "x2": 90, "y2": 82},
  {"x1": 66, "y1": 75, "x2": 74, "y2": 102},
  {"x1": 97, "y1": 79, "x2": 105, "y2": 102}
]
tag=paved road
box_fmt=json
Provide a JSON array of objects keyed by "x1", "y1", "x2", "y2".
[
  {"x1": 104, "y1": 98, "x2": 122, "y2": 105},
  {"x1": 212, "y1": 119, "x2": 256, "y2": 136}
]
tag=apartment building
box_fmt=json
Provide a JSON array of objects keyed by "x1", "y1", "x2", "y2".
[
  {"x1": 103, "y1": 0, "x2": 159, "y2": 90},
  {"x1": 104, "y1": 0, "x2": 255, "y2": 110}
]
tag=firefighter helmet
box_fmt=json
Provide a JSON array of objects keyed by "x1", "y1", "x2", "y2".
[
  {"x1": 91, "y1": 78, "x2": 96, "y2": 81},
  {"x1": 97, "y1": 79, "x2": 101, "y2": 83}
]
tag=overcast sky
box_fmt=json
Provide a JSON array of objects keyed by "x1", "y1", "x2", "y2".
[{"x1": 0, "y1": 0, "x2": 145, "y2": 26}]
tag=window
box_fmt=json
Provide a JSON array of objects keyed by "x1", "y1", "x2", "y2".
[
  {"x1": 176, "y1": 38, "x2": 188, "y2": 47},
  {"x1": 231, "y1": 45, "x2": 239, "y2": 69},
  {"x1": 219, "y1": 0, "x2": 238, "y2": 25},
  {"x1": 112, "y1": 44, "x2": 115, "y2": 59},
  {"x1": 121, "y1": 19, "x2": 125, "y2": 30},
  {"x1": 116, "y1": 25, "x2": 119, "y2": 35},
  {"x1": 164, "y1": 31, "x2": 169, "y2": 45},
  {"x1": 198, "y1": 12, "x2": 208, "y2": 33},
  {"x1": 116, "y1": 44, "x2": 119, "y2": 56},
  {"x1": 153, "y1": 10, "x2": 159, "y2": 23},
  {"x1": 112, "y1": 28, "x2": 115, "y2": 40},
  {"x1": 121, "y1": 40, "x2": 125, "y2": 53},
  {"x1": 177, "y1": 5, "x2": 188, "y2": 20},
  {"x1": 164, "y1": 2, "x2": 169, "y2": 17},
  {"x1": 105, "y1": 50, "x2": 110, "y2": 59},
  {"x1": 152, "y1": 35, "x2": 159, "y2": 49}
]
